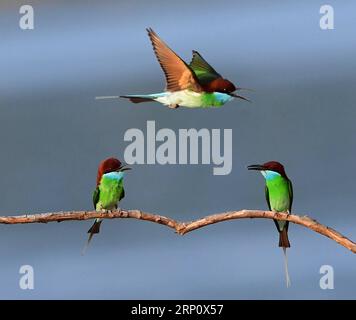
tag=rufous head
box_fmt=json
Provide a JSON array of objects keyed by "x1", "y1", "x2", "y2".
[
  {"x1": 207, "y1": 78, "x2": 249, "y2": 101},
  {"x1": 208, "y1": 78, "x2": 236, "y2": 93},
  {"x1": 247, "y1": 161, "x2": 288, "y2": 179},
  {"x1": 96, "y1": 157, "x2": 130, "y2": 185}
]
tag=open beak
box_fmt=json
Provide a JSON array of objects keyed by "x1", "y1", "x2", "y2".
[
  {"x1": 229, "y1": 92, "x2": 251, "y2": 102},
  {"x1": 247, "y1": 164, "x2": 265, "y2": 171}
]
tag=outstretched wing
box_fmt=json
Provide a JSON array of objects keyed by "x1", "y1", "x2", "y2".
[
  {"x1": 189, "y1": 50, "x2": 222, "y2": 85},
  {"x1": 92, "y1": 187, "x2": 100, "y2": 210},
  {"x1": 146, "y1": 28, "x2": 202, "y2": 92}
]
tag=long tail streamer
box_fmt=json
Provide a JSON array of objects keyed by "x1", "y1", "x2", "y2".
[
  {"x1": 81, "y1": 232, "x2": 95, "y2": 256},
  {"x1": 283, "y1": 247, "x2": 291, "y2": 288},
  {"x1": 95, "y1": 96, "x2": 120, "y2": 100}
]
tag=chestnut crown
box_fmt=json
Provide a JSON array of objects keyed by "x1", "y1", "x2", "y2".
[
  {"x1": 208, "y1": 78, "x2": 236, "y2": 93},
  {"x1": 96, "y1": 157, "x2": 122, "y2": 185}
]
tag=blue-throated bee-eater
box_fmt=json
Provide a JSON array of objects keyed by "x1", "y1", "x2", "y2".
[
  {"x1": 248, "y1": 161, "x2": 293, "y2": 287},
  {"x1": 82, "y1": 157, "x2": 130, "y2": 254},
  {"x1": 120, "y1": 28, "x2": 250, "y2": 108}
]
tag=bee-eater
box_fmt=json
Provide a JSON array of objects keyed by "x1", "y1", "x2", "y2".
[
  {"x1": 82, "y1": 157, "x2": 130, "y2": 254},
  {"x1": 247, "y1": 161, "x2": 293, "y2": 287},
  {"x1": 120, "y1": 28, "x2": 249, "y2": 108}
]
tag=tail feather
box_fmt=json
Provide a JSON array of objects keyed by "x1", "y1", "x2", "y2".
[
  {"x1": 81, "y1": 219, "x2": 102, "y2": 255},
  {"x1": 279, "y1": 228, "x2": 291, "y2": 248},
  {"x1": 87, "y1": 220, "x2": 102, "y2": 234},
  {"x1": 120, "y1": 95, "x2": 155, "y2": 103},
  {"x1": 279, "y1": 228, "x2": 291, "y2": 287},
  {"x1": 274, "y1": 220, "x2": 291, "y2": 287},
  {"x1": 283, "y1": 247, "x2": 291, "y2": 288}
]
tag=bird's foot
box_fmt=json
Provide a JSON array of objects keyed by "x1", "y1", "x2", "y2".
[
  {"x1": 168, "y1": 104, "x2": 179, "y2": 109},
  {"x1": 109, "y1": 209, "x2": 121, "y2": 214},
  {"x1": 101, "y1": 209, "x2": 115, "y2": 214}
]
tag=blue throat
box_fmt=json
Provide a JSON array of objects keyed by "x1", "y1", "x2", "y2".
[
  {"x1": 261, "y1": 170, "x2": 281, "y2": 181},
  {"x1": 213, "y1": 92, "x2": 233, "y2": 104},
  {"x1": 103, "y1": 171, "x2": 124, "y2": 181}
]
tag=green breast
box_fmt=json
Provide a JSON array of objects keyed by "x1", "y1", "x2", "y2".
[
  {"x1": 201, "y1": 92, "x2": 231, "y2": 107},
  {"x1": 266, "y1": 176, "x2": 291, "y2": 212},
  {"x1": 96, "y1": 177, "x2": 124, "y2": 210}
]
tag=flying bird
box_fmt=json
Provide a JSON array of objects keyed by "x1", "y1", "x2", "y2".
[
  {"x1": 82, "y1": 157, "x2": 130, "y2": 254},
  {"x1": 248, "y1": 161, "x2": 293, "y2": 287},
  {"x1": 119, "y1": 28, "x2": 249, "y2": 108}
]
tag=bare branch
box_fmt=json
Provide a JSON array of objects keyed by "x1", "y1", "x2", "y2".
[{"x1": 0, "y1": 209, "x2": 355, "y2": 253}]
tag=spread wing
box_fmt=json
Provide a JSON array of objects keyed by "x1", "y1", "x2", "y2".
[
  {"x1": 92, "y1": 187, "x2": 100, "y2": 210},
  {"x1": 146, "y1": 28, "x2": 202, "y2": 92},
  {"x1": 189, "y1": 50, "x2": 222, "y2": 85}
]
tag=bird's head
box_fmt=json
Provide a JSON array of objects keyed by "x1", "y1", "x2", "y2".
[
  {"x1": 209, "y1": 78, "x2": 236, "y2": 93},
  {"x1": 247, "y1": 161, "x2": 288, "y2": 180},
  {"x1": 209, "y1": 78, "x2": 250, "y2": 102},
  {"x1": 96, "y1": 157, "x2": 131, "y2": 185}
]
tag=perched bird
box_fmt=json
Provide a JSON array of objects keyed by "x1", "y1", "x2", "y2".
[
  {"x1": 82, "y1": 157, "x2": 130, "y2": 254},
  {"x1": 120, "y1": 28, "x2": 249, "y2": 108},
  {"x1": 247, "y1": 161, "x2": 293, "y2": 287}
]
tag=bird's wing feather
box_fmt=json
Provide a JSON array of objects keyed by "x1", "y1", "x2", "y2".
[
  {"x1": 92, "y1": 187, "x2": 100, "y2": 210},
  {"x1": 146, "y1": 28, "x2": 202, "y2": 92},
  {"x1": 265, "y1": 185, "x2": 272, "y2": 211},
  {"x1": 288, "y1": 179, "x2": 293, "y2": 212},
  {"x1": 189, "y1": 50, "x2": 222, "y2": 85},
  {"x1": 266, "y1": 185, "x2": 282, "y2": 231},
  {"x1": 119, "y1": 186, "x2": 125, "y2": 202}
]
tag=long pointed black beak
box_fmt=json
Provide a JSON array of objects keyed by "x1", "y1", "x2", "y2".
[
  {"x1": 247, "y1": 164, "x2": 265, "y2": 171},
  {"x1": 229, "y1": 92, "x2": 251, "y2": 102},
  {"x1": 119, "y1": 165, "x2": 132, "y2": 172},
  {"x1": 236, "y1": 87, "x2": 254, "y2": 92}
]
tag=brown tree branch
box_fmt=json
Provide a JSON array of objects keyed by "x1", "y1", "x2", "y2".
[{"x1": 0, "y1": 209, "x2": 355, "y2": 253}]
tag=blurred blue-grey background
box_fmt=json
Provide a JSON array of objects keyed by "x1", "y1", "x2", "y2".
[{"x1": 0, "y1": 0, "x2": 355, "y2": 299}]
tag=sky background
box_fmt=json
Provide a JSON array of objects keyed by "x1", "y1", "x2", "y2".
[{"x1": 0, "y1": 0, "x2": 355, "y2": 299}]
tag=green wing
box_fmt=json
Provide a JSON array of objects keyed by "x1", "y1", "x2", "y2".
[
  {"x1": 112, "y1": 185, "x2": 125, "y2": 210},
  {"x1": 265, "y1": 185, "x2": 272, "y2": 211},
  {"x1": 266, "y1": 184, "x2": 280, "y2": 231},
  {"x1": 92, "y1": 187, "x2": 100, "y2": 210},
  {"x1": 288, "y1": 179, "x2": 293, "y2": 212},
  {"x1": 119, "y1": 187, "x2": 125, "y2": 202},
  {"x1": 189, "y1": 50, "x2": 222, "y2": 85}
]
